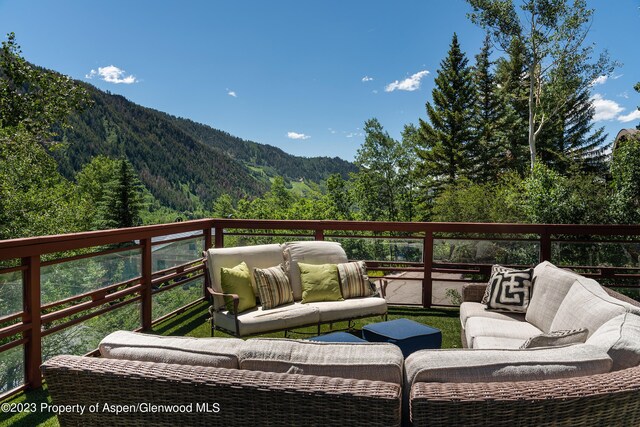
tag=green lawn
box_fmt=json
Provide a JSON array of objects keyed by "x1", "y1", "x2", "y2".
[{"x1": 0, "y1": 303, "x2": 461, "y2": 427}]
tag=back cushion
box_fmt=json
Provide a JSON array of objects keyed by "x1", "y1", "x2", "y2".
[
  {"x1": 526, "y1": 261, "x2": 583, "y2": 332},
  {"x1": 282, "y1": 241, "x2": 348, "y2": 301},
  {"x1": 586, "y1": 312, "x2": 640, "y2": 370},
  {"x1": 550, "y1": 277, "x2": 635, "y2": 337},
  {"x1": 205, "y1": 244, "x2": 284, "y2": 307},
  {"x1": 239, "y1": 338, "x2": 403, "y2": 384},
  {"x1": 99, "y1": 331, "x2": 244, "y2": 369}
]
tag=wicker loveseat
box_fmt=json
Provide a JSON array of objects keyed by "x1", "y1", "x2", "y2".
[{"x1": 42, "y1": 333, "x2": 404, "y2": 427}]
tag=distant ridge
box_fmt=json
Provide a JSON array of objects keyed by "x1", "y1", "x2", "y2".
[{"x1": 54, "y1": 82, "x2": 357, "y2": 212}]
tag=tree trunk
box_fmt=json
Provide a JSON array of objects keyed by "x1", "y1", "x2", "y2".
[{"x1": 528, "y1": 62, "x2": 536, "y2": 172}]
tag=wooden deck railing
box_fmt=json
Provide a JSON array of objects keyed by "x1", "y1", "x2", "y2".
[{"x1": 0, "y1": 218, "x2": 639, "y2": 399}]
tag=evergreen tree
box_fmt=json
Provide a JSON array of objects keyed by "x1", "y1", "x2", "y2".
[
  {"x1": 101, "y1": 159, "x2": 144, "y2": 228},
  {"x1": 472, "y1": 34, "x2": 504, "y2": 181},
  {"x1": 417, "y1": 33, "x2": 477, "y2": 193},
  {"x1": 494, "y1": 37, "x2": 530, "y2": 176}
]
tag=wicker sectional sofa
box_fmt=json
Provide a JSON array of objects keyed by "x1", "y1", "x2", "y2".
[
  {"x1": 41, "y1": 262, "x2": 640, "y2": 426},
  {"x1": 203, "y1": 241, "x2": 388, "y2": 337}
]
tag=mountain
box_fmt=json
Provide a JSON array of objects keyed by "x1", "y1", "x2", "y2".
[{"x1": 53, "y1": 83, "x2": 357, "y2": 212}]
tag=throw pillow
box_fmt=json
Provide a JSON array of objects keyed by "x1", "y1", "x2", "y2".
[
  {"x1": 520, "y1": 328, "x2": 589, "y2": 349},
  {"x1": 337, "y1": 261, "x2": 373, "y2": 299},
  {"x1": 298, "y1": 262, "x2": 344, "y2": 303},
  {"x1": 484, "y1": 265, "x2": 534, "y2": 313},
  {"x1": 220, "y1": 262, "x2": 257, "y2": 313},
  {"x1": 254, "y1": 264, "x2": 294, "y2": 310}
]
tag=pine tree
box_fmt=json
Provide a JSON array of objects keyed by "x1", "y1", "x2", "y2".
[
  {"x1": 472, "y1": 34, "x2": 504, "y2": 181},
  {"x1": 101, "y1": 159, "x2": 144, "y2": 228},
  {"x1": 536, "y1": 61, "x2": 609, "y2": 174},
  {"x1": 417, "y1": 33, "x2": 477, "y2": 193},
  {"x1": 494, "y1": 37, "x2": 530, "y2": 176}
]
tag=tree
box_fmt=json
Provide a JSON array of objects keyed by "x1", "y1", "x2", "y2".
[
  {"x1": 353, "y1": 118, "x2": 402, "y2": 221},
  {"x1": 212, "y1": 194, "x2": 235, "y2": 218},
  {"x1": 610, "y1": 136, "x2": 640, "y2": 224},
  {"x1": 472, "y1": 34, "x2": 505, "y2": 181},
  {"x1": 326, "y1": 174, "x2": 352, "y2": 220},
  {"x1": 467, "y1": 0, "x2": 615, "y2": 171},
  {"x1": 101, "y1": 159, "x2": 144, "y2": 228},
  {"x1": 494, "y1": 37, "x2": 530, "y2": 175},
  {"x1": 0, "y1": 32, "x2": 89, "y2": 140},
  {"x1": 397, "y1": 124, "x2": 421, "y2": 221},
  {"x1": 417, "y1": 33, "x2": 477, "y2": 192}
]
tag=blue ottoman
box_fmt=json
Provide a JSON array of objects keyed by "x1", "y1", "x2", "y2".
[
  {"x1": 307, "y1": 331, "x2": 367, "y2": 343},
  {"x1": 362, "y1": 318, "x2": 441, "y2": 357}
]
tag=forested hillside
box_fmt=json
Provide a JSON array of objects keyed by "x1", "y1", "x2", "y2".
[{"x1": 53, "y1": 84, "x2": 356, "y2": 212}]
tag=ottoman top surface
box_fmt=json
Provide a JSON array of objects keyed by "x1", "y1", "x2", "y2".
[{"x1": 363, "y1": 318, "x2": 440, "y2": 340}]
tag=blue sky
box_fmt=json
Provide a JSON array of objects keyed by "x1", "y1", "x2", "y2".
[{"x1": 1, "y1": 0, "x2": 639, "y2": 161}]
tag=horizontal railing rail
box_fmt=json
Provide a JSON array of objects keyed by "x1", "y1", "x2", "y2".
[{"x1": 0, "y1": 218, "x2": 639, "y2": 400}]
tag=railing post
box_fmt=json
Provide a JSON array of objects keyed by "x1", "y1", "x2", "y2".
[
  {"x1": 422, "y1": 231, "x2": 433, "y2": 309},
  {"x1": 141, "y1": 238, "x2": 152, "y2": 331},
  {"x1": 203, "y1": 227, "x2": 213, "y2": 298},
  {"x1": 314, "y1": 228, "x2": 324, "y2": 241},
  {"x1": 23, "y1": 255, "x2": 42, "y2": 389},
  {"x1": 540, "y1": 228, "x2": 551, "y2": 262},
  {"x1": 214, "y1": 225, "x2": 224, "y2": 248}
]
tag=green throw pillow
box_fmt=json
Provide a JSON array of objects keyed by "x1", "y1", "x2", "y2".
[
  {"x1": 220, "y1": 262, "x2": 257, "y2": 313},
  {"x1": 298, "y1": 262, "x2": 343, "y2": 303}
]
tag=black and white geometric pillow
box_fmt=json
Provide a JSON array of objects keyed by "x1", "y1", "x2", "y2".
[{"x1": 484, "y1": 265, "x2": 533, "y2": 313}]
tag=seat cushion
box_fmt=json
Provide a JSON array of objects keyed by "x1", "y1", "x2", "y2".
[
  {"x1": 214, "y1": 303, "x2": 319, "y2": 336},
  {"x1": 460, "y1": 302, "x2": 525, "y2": 327},
  {"x1": 586, "y1": 312, "x2": 640, "y2": 370},
  {"x1": 306, "y1": 296, "x2": 387, "y2": 323},
  {"x1": 525, "y1": 261, "x2": 583, "y2": 332},
  {"x1": 239, "y1": 338, "x2": 404, "y2": 384},
  {"x1": 404, "y1": 344, "x2": 612, "y2": 385},
  {"x1": 549, "y1": 277, "x2": 638, "y2": 337},
  {"x1": 282, "y1": 241, "x2": 348, "y2": 301},
  {"x1": 465, "y1": 317, "x2": 542, "y2": 349},
  {"x1": 205, "y1": 244, "x2": 284, "y2": 308},
  {"x1": 99, "y1": 331, "x2": 243, "y2": 369},
  {"x1": 472, "y1": 336, "x2": 526, "y2": 349}
]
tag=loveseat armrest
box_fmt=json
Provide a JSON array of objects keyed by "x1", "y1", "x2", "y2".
[
  {"x1": 43, "y1": 355, "x2": 402, "y2": 427},
  {"x1": 462, "y1": 283, "x2": 487, "y2": 303},
  {"x1": 207, "y1": 287, "x2": 239, "y2": 314},
  {"x1": 410, "y1": 365, "x2": 640, "y2": 426}
]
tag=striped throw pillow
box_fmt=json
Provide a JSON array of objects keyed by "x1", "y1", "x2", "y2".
[
  {"x1": 254, "y1": 264, "x2": 294, "y2": 310},
  {"x1": 337, "y1": 261, "x2": 373, "y2": 299}
]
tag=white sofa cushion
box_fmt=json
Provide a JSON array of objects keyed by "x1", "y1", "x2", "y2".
[
  {"x1": 282, "y1": 241, "x2": 348, "y2": 300},
  {"x1": 525, "y1": 261, "x2": 583, "y2": 332},
  {"x1": 213, "y1": 303, "x2": 319, "y2": 336},
  {"x1": 586, "y1": 312, "x2": 640, "y2": 370},
  {"x1": 549, "y1": 277, "x2": 638, "y2": 337},
  {"x1": 405, "y1": 344, "x2": 612, "y2": 385},
  {"x1": 99, "y1": 331, "x2": 243, "y2": 369},
  {"x1": 459, "y1": 302, "x2": 525, "y2": 327},
  {"x1": 306, "y1": 296, "x2": 387, "y2": 323},
  {"x1": 205, "y1": 244, "x2": 284, "y2": 308},
  {"x1": 472, "y1": 336, "x2": 526, "y2": 349},
  {"x1": 465, "y1": 317, "x2": 542, "y2": 348},
  {"x1": 239, "y1": 338, "x2": 404, "y2": 384}
]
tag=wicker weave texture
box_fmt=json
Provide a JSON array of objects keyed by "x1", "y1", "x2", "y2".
[
  {"x1": 42, "y1": 355, "x2": 401, "y2": 427},
  {"x1": 462, "y1": 283, "x2": 487, "y2": 303},
  {"x1": 411, "y1": 365, "x2": 640, "y2": 426}
]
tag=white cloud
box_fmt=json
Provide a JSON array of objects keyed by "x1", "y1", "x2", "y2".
[
  {"x1": 591, "y1": 75, "x2": 608, "y2": 86},
  {"x1": 385, "y1": 70, "x2": 429, "y2": 92},
  {"x1": 85, "y1": 65, "x2": 137, "y2": 84},
  {"x1": 591, "y1": 93, "x2": 624, "y2": 121},
  {"x1": 361, "y1": 76, "x2": 374, "y2": 82},
  {"x1": 618, "y1": 109, "x2": 640, "y2": 123},
  {"x1": 227, "y1": 90, "x2": 237, "y2": 98},
  {"x1": 287, "y1": 131, "x2": 310, "y2": 140}
]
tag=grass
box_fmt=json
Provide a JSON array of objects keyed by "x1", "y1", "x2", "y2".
[{"x1": 0, "y1": 303, "x2": 461, "y2": 427}]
